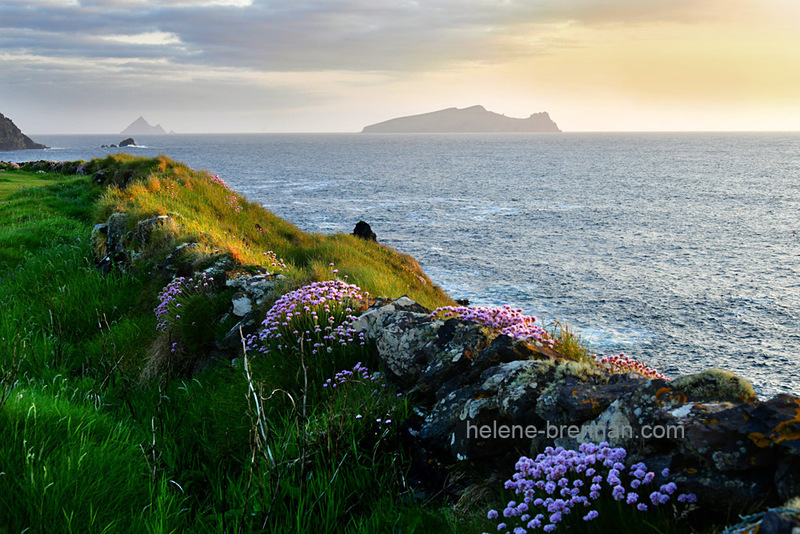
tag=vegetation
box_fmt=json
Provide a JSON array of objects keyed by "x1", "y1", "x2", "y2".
[{"x1": 0, "y1": 155, "x2": 704, "y2": 533}]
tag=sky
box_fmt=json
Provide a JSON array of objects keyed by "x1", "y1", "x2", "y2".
[{"x1": 2, "y1": 0, "x2": 799, "y2": 134}]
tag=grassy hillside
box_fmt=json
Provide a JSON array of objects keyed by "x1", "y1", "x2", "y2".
[
  {"x1": 0, "y1": 156, "x2": 709, "y2": 534},
  {"x1": 0, "y1": 156, "x2": 482, "y2": 533}
]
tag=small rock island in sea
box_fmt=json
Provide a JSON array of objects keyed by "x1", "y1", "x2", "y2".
[
  {"x1": 362, "y1": 105, "x2": 561, "y2": 133},
  {"x1": 0, "y1": 112, "x2": 47, "y2": 151},
  {"x1": 121, "y1": 116, "x2": 167, "y2": 136}
]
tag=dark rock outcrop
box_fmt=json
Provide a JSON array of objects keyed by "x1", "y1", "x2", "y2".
[
  {"x1": 353, "y1": 298, "x2": 800, "y2": 517},
  {"x1": 0, "y1": 113, "x2": 46, "y2": 151},
  {"x1": 119, "y1": 138, "x2": 136, "y2": 147},
  {"x1": 362, "y1": 105, "x2": 561, "y2": 133},
  {"x1": 353, "y1": 220, "x2": 377, "y2": 241}
]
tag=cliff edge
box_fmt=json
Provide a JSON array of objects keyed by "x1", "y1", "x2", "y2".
[
  {"x1": 362, "y1": 105, "x2": 561, "y2": 133},
  {"x1": 0, "y1": 113, "x2": 46, "y2": 151}
]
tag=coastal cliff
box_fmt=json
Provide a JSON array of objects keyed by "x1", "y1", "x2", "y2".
[
  {"x1": 0, "y1": 113, "x2": 46, "y2": 151},
  {"x1": 0, "y1": 156, "x2": 797, "y2": 534},
  {"x1": 362, "y1": 105, "x2": 561, "y2": 133}
]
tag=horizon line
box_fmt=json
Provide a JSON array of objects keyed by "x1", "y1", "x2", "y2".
[{"x1": 30, "y1": 129, "x2": 800, "y2": 136}]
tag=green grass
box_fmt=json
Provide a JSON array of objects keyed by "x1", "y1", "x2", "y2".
[
  {"x1": 0, "y1": 157, "x2": 468, "y2": 533},
  {"x1": 0, "y1": 169, "x2": 68, "y2": 200},
  {"x1": 0, "y1": 156, "x2": 707, "y2": 533}
]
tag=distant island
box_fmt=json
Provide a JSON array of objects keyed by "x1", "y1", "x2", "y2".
[
  {"x1": 121, "y1": 116, "x2": 167, "y2": 135},
  {"x1": 362, "y1": 105, "x2": 561, "y2": 133},
  {"x1": 0, "y1": 112, "x2": 47, "y2": 151}
]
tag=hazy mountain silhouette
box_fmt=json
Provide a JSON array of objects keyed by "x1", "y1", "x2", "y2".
[
  {"x1": 362, "y1": 105, "x2": 561, "y2": 133},
  {"x1": 121, "y1": 116, "x2": 167, "y2": 135}
]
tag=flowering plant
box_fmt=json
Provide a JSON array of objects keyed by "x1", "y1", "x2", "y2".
[
  {"x1": 207, "y1": 173, "x2": 229, "y2": 189},
  {"x1": 246, "y1": 279, "x2": 368, "y2": 357},
  {"x1": 430, "y1": 305, "x2": 554, "y2": 347},
  {"x1": 593, "y1": 353, "x2": 667, "y2": 380},
  {"x1": 154, "y1": 273, "x2": 214, "y2": 333},
  {"x1": 484, "y1": 442, "x2": 696, "y2": 533}
]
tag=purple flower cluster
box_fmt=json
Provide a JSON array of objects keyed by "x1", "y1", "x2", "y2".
[
  {"x1": 208, "y1": 173, "x2": 229, "y2": 189},
  {"x1": 155, "y1": 276, "x2": 187, "y2": 332},
  {"x1": 593, "y1": 353, "x2": 667, "y2": 380},
  {"x1": 431, "y1": 305, "x2": 553, "y2": 347},
  {"x1": 246, "y1": 280, "x2": 367, "y2": 357},
  {"x1": 484, "y1": 443, "x2": 696, "y2": 533},
  {"x1": 323, "y1": 361, "x2": 374, "y2": 388},
  {"x1": 154, "y1": 273, "x2": 213, "y2": 332}
]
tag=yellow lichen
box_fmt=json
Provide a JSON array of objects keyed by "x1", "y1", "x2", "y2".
[{"x1": 671, "y1": 369, "x2": 757, "y2": 403}]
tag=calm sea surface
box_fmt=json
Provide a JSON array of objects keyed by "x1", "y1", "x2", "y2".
[{"x1": 6, "y1": 132, "x2": 800, "y2": 398}]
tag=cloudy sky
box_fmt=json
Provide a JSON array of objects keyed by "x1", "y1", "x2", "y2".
[{"x1": 2, "y1": 0, "x2": 799, "y2": 134}]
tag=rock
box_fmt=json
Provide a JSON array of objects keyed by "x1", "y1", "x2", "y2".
[
  {"x1": 231, "y1": 294, "x2": 253, "y2": 317},
  {"x1": 354, "y1": 300, "x2": 436, "y2": 387},
  {"x1": 131, "y1": 215, "x2": 173, "y2": 245},
  {"x1": 225, "y1": 271, "x2": 282, "y2": 307},
  {"x1": 158, "y1": 242, "x2": 200, "y2": 279},
  {"x1": 220, "y1": 310, "x2": 261, "y2": 350},
  {"x1": 741, "y1": 394, "x2": 800, "y2": 453},
  {"x1": 359, "y1": 297, "x2": 800, "y2": 518},
  {"x1": 352, "y1": 220, "x2": 377, "y2": 241},
  {"x1": 0, "y1": 112, "x2": 47, "y2": 151},
  {"x1": 119, "y1": 138, "x2": 136, "y2": 147},
  {"x1": 759, "y1": 510, "x2": 800, "y2": 534},
  {"x1": 106, "y1": 212, "x2": 129, "y2": 252}
]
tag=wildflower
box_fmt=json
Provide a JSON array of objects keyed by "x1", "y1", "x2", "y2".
[
  {"x1": 483, "y1": 442, "x2": 692, "y2": 533},
  {"x1": 430, "y1": 304, "x2": 553, "y2": 347}
]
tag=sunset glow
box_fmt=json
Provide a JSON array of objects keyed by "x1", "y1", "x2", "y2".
[{"x1": 1, "y1": 0, "x2": 798, "y2": 133}]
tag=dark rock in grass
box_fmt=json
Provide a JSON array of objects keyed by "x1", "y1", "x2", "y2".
[
  {"x1": 119, "y1": 138, "x2": 136, "y2": 147},
  {"x1": 220, "y1": 310, "x2": 261, "y2": 351},
  {"x1": 131, "y1": 215, "x2": 173, "y2": 246},
  {"x1": 353, "y1": 220, "x2": 377, "y2": 241},
  {"x1": 158, "y1": 242, "x2": 200, "y2": 279}
]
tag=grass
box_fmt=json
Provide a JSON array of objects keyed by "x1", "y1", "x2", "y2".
[
  {"x1": 0, "y1": 169, "x2": 69, "y2": 200},
  {"x1": 0, "y1": 155, "x2": 707, "y2": 533}
]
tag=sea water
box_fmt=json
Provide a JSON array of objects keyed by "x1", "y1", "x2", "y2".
[{"x1": 8, "y1": 132, "x2": 800, "y2": 398}]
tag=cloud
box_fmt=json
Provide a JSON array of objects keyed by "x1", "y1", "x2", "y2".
[
  {"x1": 0, "y1": 0, "x2": 738, "y2": 75},
  {"x1": 2, "y1": 0, "x2": 794, "y2": 133}
]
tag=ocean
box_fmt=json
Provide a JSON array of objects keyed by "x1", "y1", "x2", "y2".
[{"x1": 5, "y1": 132, "x2": 799, "y2": 398}]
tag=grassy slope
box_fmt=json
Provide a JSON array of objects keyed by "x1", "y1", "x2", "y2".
[
  {"x1": 0, "y1": 156, "x2": 476, "y2": 534},
  {"x1": 0, "y1": 156, "x2": 704, "y2": 534},
  {"x1": 91, "y1": 154, "x2": 453, "y2": 311}
]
